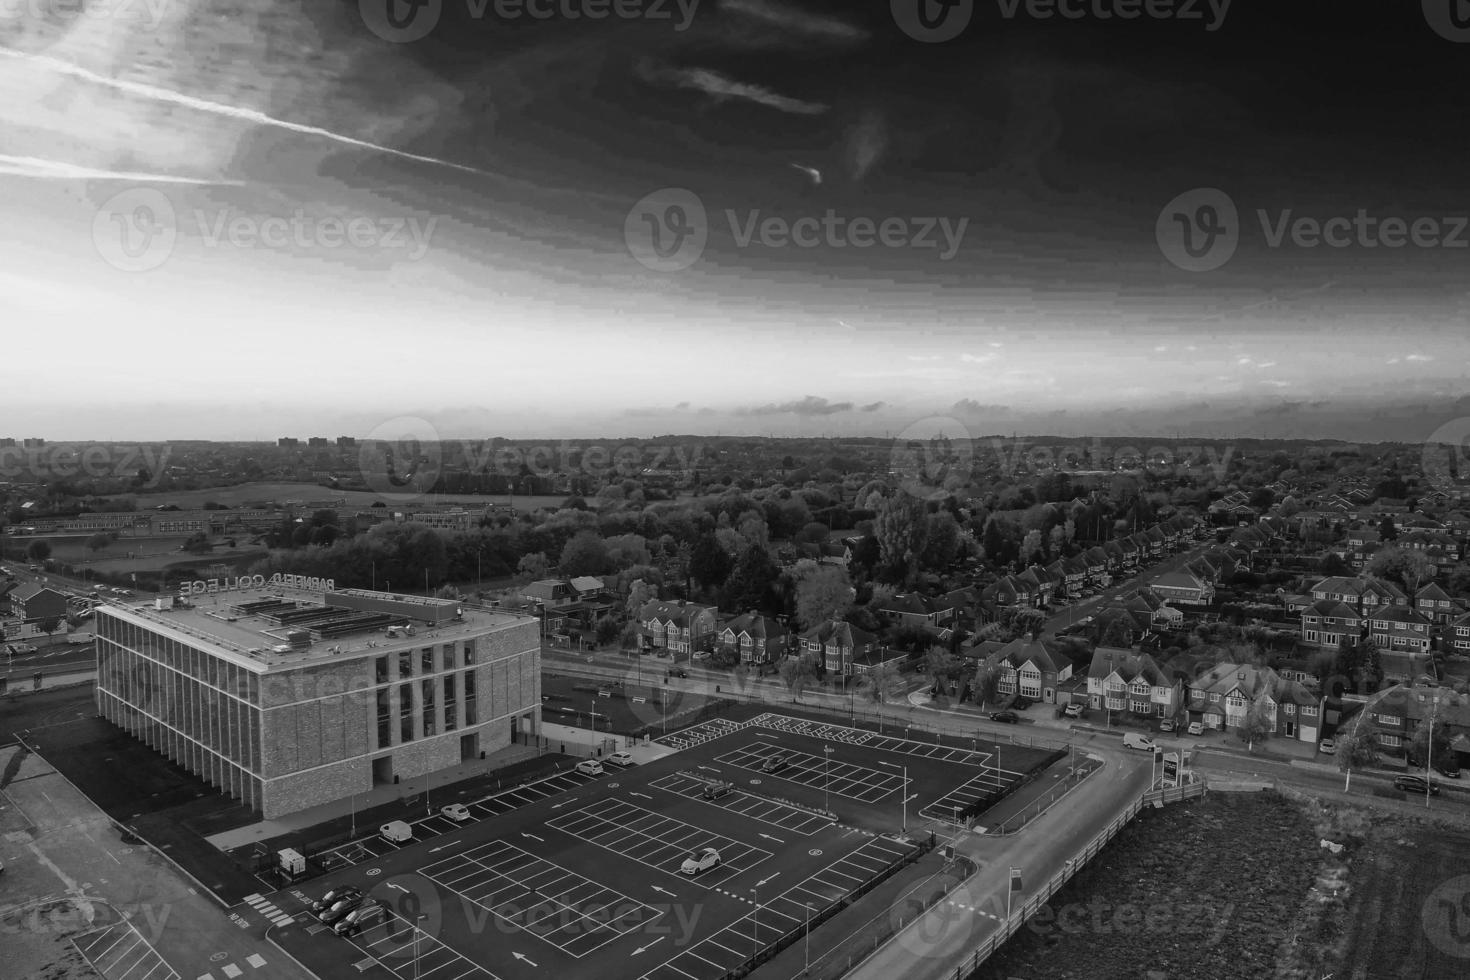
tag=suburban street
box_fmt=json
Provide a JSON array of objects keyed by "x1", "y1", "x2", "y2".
[{"x1": 1040, "y1": 539, "x2": 1218, "y2": 637}]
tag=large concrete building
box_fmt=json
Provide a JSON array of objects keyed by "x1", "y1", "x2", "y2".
[{"x1": 94, "y1": 581, "x2": 540, "y2": 818}]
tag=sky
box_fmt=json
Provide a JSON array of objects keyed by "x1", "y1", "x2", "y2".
[{"x1": 2, "y1": 0, "x2": 1468, "y2": 443}]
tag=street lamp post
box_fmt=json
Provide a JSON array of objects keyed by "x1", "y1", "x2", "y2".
[
  {"x1": 804, "y1": 902, "x2": 811, "y2": 970},
  {"x1": 902, "y1": 766, "x2": 908, "y2": 833},
  {"x1": 824, "y1": 745, "x2": 833, "y2": 812},
  {"x1": 414, "y1": 913, "x2": 426, "y2": 980},
  {"x1": 751, "y1": 888, "x2": 759, "y2": 959}
]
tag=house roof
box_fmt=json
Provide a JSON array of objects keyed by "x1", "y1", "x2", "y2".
[
  {"x1": 987, "y1": 635, "x2": 1067, "y2": 676},
  {"x1": 1304, "y1": 598, "x2": 1360, "y2": 619},
  {"x1": 876, "y1": 593, "x2": 949, "y2": 618},
  {"x1": 721, "y1": 612, "x2": 785, "y2": 641},
  {"x1": 801, "y1": 619, "x2": 878, "y2": 649},
  {"x1": 640, "y1": 599, "x2": 715, "y2": 627},
  {"x1": 11, "y1": 584, "x2": 65, "y2": 603},
  {"x1": 1417, "y1": 582, "x2": 1454, "y2": 603},
  {"x1": 1190, "y1": 662, "x2": 1317, "y2": 706},
  {"x1": 568, "y1": 576, "x2": 605, "y2": 593},
  {"x1": 1087, "y1": 645, "x2": 1170, "y2": 687},
  {"x1": 1153, "y1": 570, "x2": 1207, "y2": 592},
  {"x1": 1366, "y1": 605, "x2": 1431, "y2": 626}
]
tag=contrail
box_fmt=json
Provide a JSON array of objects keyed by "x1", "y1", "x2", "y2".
[
  {"x1": 0, "y1": 46, "x2": 500, "y2": 181},
  {"x1": 0, "y1": 153, "x2": 243, "y2": 184}
]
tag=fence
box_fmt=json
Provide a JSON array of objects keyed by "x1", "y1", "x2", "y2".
[
  {"x1": 982, "y1": 759, "x2": 1103, "y2": 835},
  {"x1": 1141, "y1": 779, "x2": 1207, "y2": 806}
]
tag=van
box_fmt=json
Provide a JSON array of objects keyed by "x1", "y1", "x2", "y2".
[
  {"x1": 1123, "y1": 733, "x2": 1156, "y2": 752},
  {"x1": 702, "y1": 780, "x2": 732, "y2": 800},
  {"x1": 379, "y1": 820, "x2": 413, "y2": 843}
]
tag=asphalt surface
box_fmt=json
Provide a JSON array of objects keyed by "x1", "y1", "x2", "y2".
[{"x1": 261, "y1": 719, "x2": 1038, "y2": 980}]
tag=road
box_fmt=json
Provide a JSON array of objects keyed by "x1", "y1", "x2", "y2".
[{"x1": 1041, "y1": 539, "x2": 1217, "y2": 637}]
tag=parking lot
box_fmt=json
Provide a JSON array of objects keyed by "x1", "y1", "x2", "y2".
[
  {"x1": 72, "y1": 920, "x2": 180, "y2": 980},
  {"x1": 266, "y1": 713, "x2": 1054, "y2": 980}
]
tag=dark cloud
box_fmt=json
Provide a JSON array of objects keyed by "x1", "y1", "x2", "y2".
[
  {"x1": 860, "y1": 401, "x2": 886, "y2": 412},
  {"x1": 739, "y1": 396, "x2": 854, "y2": 416},
  {"x1": 953, "y1": 399, "x2": 1011, "y2": 415}
]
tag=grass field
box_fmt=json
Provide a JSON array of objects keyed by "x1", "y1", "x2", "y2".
[
  {"x1": 3, "y1": 533, "x2": 268, "y2": 576},
  {"x1": 974, "y1": 789, "x2": 1470, "y2": 980}
]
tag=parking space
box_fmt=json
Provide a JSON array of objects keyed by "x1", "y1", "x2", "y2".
[
  {"x1": 636, "y1": 836, "x2": 917, "y2": 980},
  {"x1": 917, "y1": 765, "x2": 1021, "y2": 821},
  {"x1": 420, "y1": 840, "x2": 659, "y2": 958},
  {"x1": 648, "y1": 773, "x2": 832, "y2": 835},
  {"x1": 317, "y1": 769, "x2": 600, "y2": 872},
  {"x1": 756, "y1": 715, "x2": 989, "y2": 765},
  {"x1": 715, "y1": 740, "x2": 906, "y2": 803},
  {"x1": 547, "y1": 798, "x2": 771, "y2": 886},
  {"x1": 343, "y1": 907, "x2": 499, "y2": 980},
  {"x1": 72, "y1": 920, "x2": 179, "y2": 980}
]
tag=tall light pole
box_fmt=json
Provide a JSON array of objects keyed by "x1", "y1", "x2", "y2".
[
  {"x1": 824, "y1": 745, "x2": 833, "y2": 812},
  {"x1": 804, "y1": 902, "x2": 811, "y2": 970},
  {"x1": 751, "y1": 888, "x2": 759, "y2": 959},
  {"x1": 902, "y1": 766, "x2": 908, "y2": 833},
  {"x1": 414, "y1": 913, "x2": 425, "y2": 980}
]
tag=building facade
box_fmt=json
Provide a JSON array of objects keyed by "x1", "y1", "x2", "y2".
[{"x1": 94, "y1": 585, "x2": 540, "y2": 819}]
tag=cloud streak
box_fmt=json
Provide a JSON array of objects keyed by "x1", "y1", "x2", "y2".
[{"x1": 738, "y1": 396, "x2": 854, "y2": 416}]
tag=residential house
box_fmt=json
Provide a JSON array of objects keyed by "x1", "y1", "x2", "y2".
[
  {"x1": 638, "y1": 599, "x2": 718, "y2": 655},
  {"x1": 1086, "y1": 645, "x2": 1182, "y2": 719},
  {"x1": 874, "y1": 593, "x2": 956, "y2": 630},
  {"x1": 1414, "y1": 582, "x2": 1458, "y2": 625},
  {"x1": 1309, "y1": 576, "x2": 1407, "y2": 610},
  {"x1": 1364, "y1": 686, "x2": 1470, "y2": 754},
  {"x1": 800, "y1": 619, "x2": 896, "y2": 677},
  {"x1": 1366, "y1": 605, "x2": 1433, "y2": 654},
  {"x1": 1448, "y1": 611, "x2": 1470, "y2": 656},
  {"x1": 1082, "y1": 546, "x2": 1112, "y2": 587},
  {"x1": 520, "y1": 579, "x2": 576, "y2": 607},
  {"x1": 7, "y1": 584, "x2": 67, "y2": 624},
  {"x1": 715, "y1": 612, "x2": 789, "y2": 666},
  {"x1": 984, "y1": 634, "x2": 1075, "y2": 705},
  {"x1": 1300, "y1": 599, "x2": 1364, "y2": 649},
  {"x1": 568, "y1": 576, "x2": 607, "y2": 601},
  {"x1": 1044, "y1": 559, "x2": 1085, "y2": 598},
  {"x1": 1150, "y1": 570, "x2": 1215, "y2": 606},
  {"x1": 1187, "y1": 662, "x2": 1323, "y2": 744}
]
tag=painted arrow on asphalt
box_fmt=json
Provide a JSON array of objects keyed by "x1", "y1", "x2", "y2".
[
  {"x1": 522, "y1": 833, "x2": 544, "y2": 842},
  {"x1": 630, "y1": 792, "x2": 652, "y2": 800},
  {"x1": 698, "y1": 765, "x2": 720, "y2": 772},
  {"x1": 388, "y1": 883, "x2": 408, "y2": 893},
  {"x1": 755, "y1": 873, "x2": 781, "y2": 887},
  {"x1": 651, "y1": 886, "x2": 677, "y2": 898},
  {"x1": 512, "y1": 952, "x2": 538, "y2": 966},
  {"x1": 632, "y1": 936, "x2": 666, "y2": 956},
  {"x1": 758, "y1": 833, "x2": 783, "y2": 844}
]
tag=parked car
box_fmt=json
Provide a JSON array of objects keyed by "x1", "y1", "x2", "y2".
[
  {"x1": 1011, "y1": 697, "x2": 1036, "y2": 710},
  {"x1": 608, "y1": 751, "x2": 634, "y2": 767},
  {"x1": 333, "y1": 900, "x2": 386, "y2": 937},
  {"x1": 1062, "y1": 703, "x2": 1083, "y2": 718},
  {"x1": 989, "y1": 711, "x2": 1020, "y2": 724},
  {"x1": 1123, "y1": 733, "x2": 1156, "y2": 752},
  {"x1": 1158, "y1": 719, "x2": 1176, "y2": 733},
  {"x1": 680, "y1": 847, "x2": 721, "y2": 876},
  {"x1": 701, "y1": 780, "x2": 732, "y2": 800},
  {"x1": 311, "y1": 885, "x2": 363, "y2": 916},
  {"x1": 1187, "y1": 722, "x2": 1204, "y2": 736},
  {"x1": 319, "y1": 894, "x2": 365, "y2": 926},
  {"x1": 575, "y1": 760, "x2": 604, "y2": 776},
  {"x1": 1438, "y1": 757, "x2": 1462, "y2": 778},
  {"x1": 1317, "y1": 739, "x2": 1336, "y2": 756},
  {"x1": 379, "y1": 821, "x2": 413, "y2": 843},
  {"x1": 440, "y1": 803, "x2": 471, "y2": 823},
  {"x1": 760, "y1": 754, "x2": 787, "y2": 773},
  {"x1": 1394, "y1": 774, "x2": 1441, "y2": 796}
]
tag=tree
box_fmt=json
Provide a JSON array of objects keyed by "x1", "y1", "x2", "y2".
[
  {"x1": 1239, "y1": 692, "x2": 1275, "y2": 753},
  {"x1": 517, "y1": 551, "x2": 549, "y2": 581},
  {"x1": 625, "y1": 579, "x2": 655, "y2": 618},
  {"x1": 795, "y1": 565, "x2": 853, "y2": 629},
  {"x1": 594, "y1": 615, "x2": 621, "y2": 647},
  {"x1": 973, "y1": 662, "x2": 1000, "y2": 705},
  {"x1": 1019, "y1": 529, "x2": 1044, "y2": 566},
  {"x1": 721, "y1": 545, "x2": 779, "y2": 614},
  {"x1": 923, "y1": 647, "x2": 963, "y2": 697},
  {"x1": 689, "y1": 531, "x2": 734, "y2": 592},
  {"x1": 559, "y1": 530, "x2": 609, "y2": 577},
  {"x1": 1367, "y1": 546, "x2": 1435, "y2": 595},
  {"x1": 1319, "y1": 552, "x2": 1352, "y2": 578},
  {"x1": 778, "y1": 651, "x2": 820, "y2": 700},
  {"x1": 1378, "y1": 515, "x2": 1399, "y2": 541},
  {"x1": 26, "y1": 540, "x2": 51, "y2": 562},
  {"x1": 1337, "y1": 718, "x2": 1381, "y2": 791},
  {"x1": 36, "y1": 616, "x2": 64, "y2": 641},
  {"x1": 619, "y1": 621, "x2": 642, "y2": 651},
  {"x1": 858, "y1": 662, "x2": 903, "y2": 732},
  {"x1": 86, "y1": 533, "x2": 111, "y2": 552},
  {"x1": 1408, "y1": 710, "x2": 1454, "y2": 769}
]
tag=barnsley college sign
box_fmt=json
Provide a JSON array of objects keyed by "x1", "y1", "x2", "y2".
[{"x1": 181, "y1": 573, "x2": 335, "y2": 595}]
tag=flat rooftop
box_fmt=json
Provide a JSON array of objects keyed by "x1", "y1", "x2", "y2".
[{"x1": 98, "y1": 587, "x2": 535, "y2": 672}]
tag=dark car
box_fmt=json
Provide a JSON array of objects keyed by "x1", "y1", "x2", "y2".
[
  {"x1": 1010, "y1": 697, "x2": 1036, "y2": 710},
  {"x1": 669, "y1": 668, "x2": 689, "y2": 679},
  {"x1": 1394, "y1": 774, "x2": 1441, "y2": 796},
  {"x1": 1438, "y1": 758, "x2": 1462, "y2": 779},
  {"x1": 311, "y1": 885, "x2": 363, "y2": 915},
  {"x1": 990, "y1": 711, "x2": 1020, "y2": 724},
  {"x1": 702, "y1": 780, "x2": 733, "y2": 800},
  {"x1": 319, "y1": 894, "x2": 365, "y2": 926},
  {"x1": 760, "y1": 754, "x2": 787, "y2": 773}
]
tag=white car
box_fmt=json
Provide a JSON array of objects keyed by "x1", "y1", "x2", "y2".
[
  {"x1": 1318, "y1": 739, "x2": 1336, "y2": 756},
  {"x1": 440, "y1": 803, "x2": 471, "y2": 823},
  {"x1": 608, "y1": 751, "x2": 634, "y2": 767},
  {"x1": 681, "y1": 847, "x2": 721, "y2": 876},
  {"x1": 1063, "y1": 703, "x2": 1083, "y2": 718},
  {"x1": 575, "y1": 760, "x2": 604, "y2": 776},
  {"x1": 1187, "y1": 722, "x2": 1204, "y2": 736}
]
